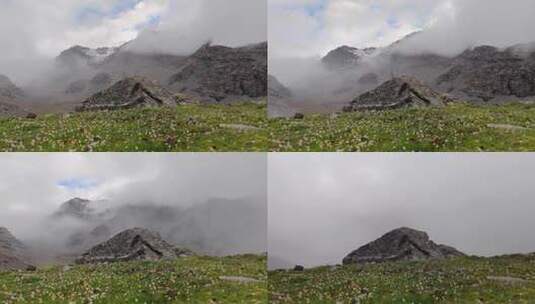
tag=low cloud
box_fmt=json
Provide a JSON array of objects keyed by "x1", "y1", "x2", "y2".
[
  {"x1": 0, "y1": 153, "x2": 266, "y2": 257},
  {"x1": 269, "y1": 153, "x2": 535, "y2": 268}
]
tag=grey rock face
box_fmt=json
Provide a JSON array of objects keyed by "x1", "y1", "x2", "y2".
[
  {"x1": 343, "y1": 227, "x2": 465, "y2": 265},
  {"x1": 169, "y1": 42, "x2": 267, "y2": 103},
  {"x1": 0, "y1": 75, "x2": 24, "y2": 101},
  {"x1": 0, "y1": 227, "x2": 26, "y2": 256},
  {"x1": 0, "y1": 75, "x2": 27, "y2": 118},
  {"x1": 436, "y1": 45, "x2": 535, "y2": 102},
  {"x1": 77, "y1": 77, "x2": 191, "y2": 112},
  {"x1": 268, "y1": 75, "x2": 292, "y2": 100},
  {"x1": 346, "y1": 76, "x2": 453, "y2": 112},
  {"x1": 75, "y1": 228, "x2": 193, "y2": 264},
  {"x1": 268, "y1": 75, "x2": 296, "y2": 117},
  {"x1": 0, "y1": 227, "x2": 34, "y2": 271}
]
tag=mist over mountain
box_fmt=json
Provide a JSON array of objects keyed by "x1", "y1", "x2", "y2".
[
  {"x1": 0, "y1": 153, "x2": 266, "y2": 266},
  {"x1": 269, "y1": 0, "x2": 535, "y2": 115},
  {"x1": 0, "y1": 1, "x2": 267, "y2": 114},
  {"x1": 269, "y1": 153, "x2": 535, "y2": 267}
]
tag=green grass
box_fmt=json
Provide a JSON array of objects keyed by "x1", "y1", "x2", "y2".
[
  {"x1": 2, "y1": 102, "x2": 535, "y2": 151},
  {"x1": 269, "y1": 255, "x2": 535, "y2": 304},
  {"x1": 0, "y1": 102, "x2": 268, "y2": 152},
  {"x1": 0, "y1": 254, "x2": 267, "y2": 304},
  {"x1": 269, "y1": 103, "x2": 535, "y2": 152}
]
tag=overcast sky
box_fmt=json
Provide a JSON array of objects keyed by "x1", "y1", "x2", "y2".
[
  {"x1": 269, "y1": 153, "x2": 535, "y2": 268},
  {"x1": 0, "y1": 153, "x2": 266, "y2": 236},
  {"x1": 269, "y1": 0, "x2": 535, "y2": 58},
  {"x1": 0, "y1": 0, "x2": 266, "y2": 82}
]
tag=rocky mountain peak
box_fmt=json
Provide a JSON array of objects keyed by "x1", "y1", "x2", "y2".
[
  {"x1": 75, "y1": 227, "x2": 193, "y2": 264},
  {"x1": 57, "y1": 45, "x2": 119, "y2": 69},
  {"x1": 55, "y1": 197, "x2": 93, "y2": 219},
  {"x1": 436, "y1": 44, "x2": 535, "y2": 101},
  {"x1": 322, "y1": 45, "x2": 376, "y2": 70},
  {"x1": 168, "y1": 42, "x2": 267, "y2": 103},
  {"x1": 342, "y1": 227, "x2": 465, "y2": 265}
]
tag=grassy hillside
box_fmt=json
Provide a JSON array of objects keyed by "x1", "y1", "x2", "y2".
[
  {"x1": 3, "y1": 102, "x2": 535, "y2": 152},
  {"x1": 0, "y1": 254, "x2": 267, "y2": 304},
  {"x1": 269, "y1": 255, "x2": 535, "y2": 304},
  {"x1": 0, "y1": 102, "x2": 267, "y2": 152},
  {"x1": 269, "y1": 103, "x2": 535, "y2": 152}
]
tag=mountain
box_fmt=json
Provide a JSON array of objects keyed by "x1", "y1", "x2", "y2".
[
  {"x1": 53, "y1": 198, "x2": 98, "y2": 219},
  {"x1": 56, "y1": 46, "x2": 119, "y2": 70},
  {"x1": 342, "y1": 227, "x2": 465, "y2": 265},
  {"x1": 52, "y1": 39, "x2": 267, "y2": 107},
  {"x1": 168, "y1": 42, "x2": 267, "y2": 103},
  {"x1": 288, "y1": 32, "x2": 535, "y2": 113},
  {"x1": 0, "y1": 227, "x2": 34, "y2": 271},
  {"x1": 345, "y1": 76, "x2": 453, "y2": 111},
  {"x1": 76, "y1": 77, "x2": 192, "y2": 112},
  {"x1": 268, "y1": 75, "x2": 295, "y2": 117},
  {"x1": 0, "y1": 75, "x2": 24, "y2": 101},
  {"x1": 268, "y1": 75, "x2": 292, "y2": 100},
  {"x1": 0, "y1": 75, "x2": 28, "y2": 117},
  {"x1": 435, "y1": 44, "x2": 535, "y2": 102},
  {"x1": 75, "y1": 228, "x2": 193, "y2": 264},
  {"x1": 322, "y1": 46, "x2": 378, "y2": 70}
]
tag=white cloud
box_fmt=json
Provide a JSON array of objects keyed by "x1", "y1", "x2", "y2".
[
  {"x1": 0, "y1": 0, "x2": 266, "y2": 82},
  {"x1": 0, "y1": 153, "x2": 266, "y2": 226},
  {"x1": 270, "y1": 0, "x2": 535, "y2": 59},
  {"x1": 269, "y1": 0, "x2": 442, "y2": 58}
]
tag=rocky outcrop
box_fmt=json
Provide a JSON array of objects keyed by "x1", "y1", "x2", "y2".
[
  {"x1": 76, "y1": 77, "x2": 192, "y2": 112},
  {"x1": 75, "y1": 228, "x2": 193, "y2": 264},
  {"x1": 345, "y1": 76, "x2": 453, "y2": 112},
  {"x1": 0, "y1": 227, "x2": 34, "y2": 271},
  {"x1": 436, "y1": 45, "x2": 535, "y2": 102},
  {"x1": 169, "y1": 42, "x2": 267, "y2": 103},
  {"x1": 343, "y1": 227, "x2": 465, "y2": 265}
]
